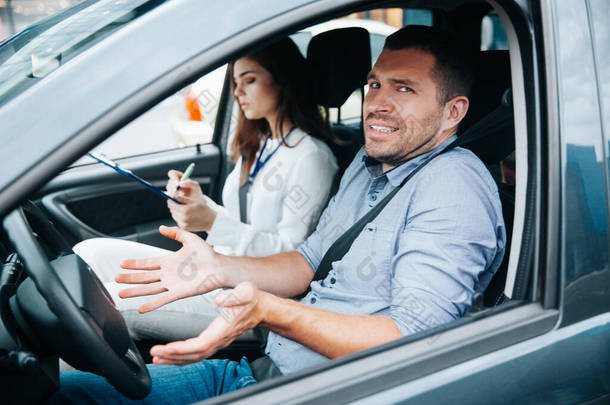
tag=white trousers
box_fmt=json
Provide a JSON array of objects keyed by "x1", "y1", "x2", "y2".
[{"x1": 73, "y1": 238, "x2": 222, "y2": 341}]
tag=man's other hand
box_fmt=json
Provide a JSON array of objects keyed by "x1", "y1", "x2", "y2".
[{"x1": 148, "y1": 282, "x2": 268, "y2": 364}]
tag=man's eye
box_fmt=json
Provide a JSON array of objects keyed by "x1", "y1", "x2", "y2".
[
  {"x1": 398, "y1": 86, "x2": 413, "y2": 93},
  {"x1": 369, "y1": 82, "x2": 380, "y2": 89}
]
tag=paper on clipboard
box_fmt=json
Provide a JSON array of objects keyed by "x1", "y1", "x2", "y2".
[{"x1": 87, "y1": 152, "x2": 183, "y2": 204}]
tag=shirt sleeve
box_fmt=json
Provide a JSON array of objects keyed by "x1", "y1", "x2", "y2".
[
  {"x1": 296, "y1": 192, "x2": 338, "y2": 272},
  {"x1": 202, "y1": 194, "x2": 231, "y2": 217},
  {"x1": 206, "y1": 148, "x2": 338, "y2": 257},
  {"x1": 388, "y1": 157, "x2": 505, "y2": 336}
]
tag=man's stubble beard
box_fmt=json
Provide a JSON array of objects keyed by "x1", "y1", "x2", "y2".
[{"x1": 364, "y1": 108, "x2": 443, "y2": 167}]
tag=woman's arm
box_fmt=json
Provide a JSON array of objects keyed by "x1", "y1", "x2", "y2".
[{"x1": 206, "y1": 147, "x2": 338, "y2": 256}]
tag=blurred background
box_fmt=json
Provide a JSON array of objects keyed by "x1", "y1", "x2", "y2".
[{"x1": 0, "y1": 0, "x2": 85, "y2": 41}]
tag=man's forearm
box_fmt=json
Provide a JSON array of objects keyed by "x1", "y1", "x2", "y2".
[
  {"x1": 259, "y1": 293, "x2": 403, "y2": 358},
  {"x1": 218, "y1": 251, "x2": 314, "y2": 297}
]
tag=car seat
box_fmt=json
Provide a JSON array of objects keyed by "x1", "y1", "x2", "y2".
[{"x1": 455, "y1": 50, "x2": 519, "y2": 309}]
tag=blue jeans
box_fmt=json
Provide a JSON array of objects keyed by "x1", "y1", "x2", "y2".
[{"x1": 47, "y1": 357, "x2": 257, "y2": 404}]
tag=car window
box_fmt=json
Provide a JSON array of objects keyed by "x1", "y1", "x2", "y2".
[
  {"x1": 0, "y1": 0, "x2": 168, "y2": 108},
  {"x1": 0, "y1": 0, "x2": 86, "y2": 42},
  {"x1": 588, "y1": 0, "x2": 610, "y2": 173},
  {"x1": 290, "y1": 31, "x2": 312, "y2": 57},
  {"x1": 73, "y1": 64, "x2": 228, "y2": 165},
  {"x1": 481, "y1": 12, "x2": 508, "y2": 50},
  {"x1": 78, "y1": 8, "x2": 434, "y2": 165},
  {"x1": 554, "y1": 0, "x2": 608, "y2": 287},
  {"x1": 90, "y1": 8, "x2": 434, "y2": 165}
]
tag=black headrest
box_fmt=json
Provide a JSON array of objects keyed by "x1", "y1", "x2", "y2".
[
  {"x1": 307, "y1": 27, "x2": 371, "y2": 108},
  {"x1": 457, "y1": 88, "x2": 514, "y2": 165},
  {"x1": 457, "y1": 50, "x2": 514, "y2": 165},
  {"x1": 460, "y1": 50, "x2": 511, "y2": 132}
]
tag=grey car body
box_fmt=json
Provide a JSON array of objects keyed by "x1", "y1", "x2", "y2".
[{"x1": 0, "y1": 0, "x2": 609, "y2": 404}]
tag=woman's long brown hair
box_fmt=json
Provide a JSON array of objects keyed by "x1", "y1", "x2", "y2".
[{"x1": 228, "y1": 37, "x2": 331, "y2": 184}]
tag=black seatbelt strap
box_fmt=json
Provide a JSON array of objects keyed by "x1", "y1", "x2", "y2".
[{"x1": 305, "y1": 138, "x2": 460, "y2": 293}]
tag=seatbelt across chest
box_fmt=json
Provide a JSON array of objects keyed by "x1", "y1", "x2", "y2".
[{"x1": 305, "y1": 138, "x2": 460, "y2": 293}]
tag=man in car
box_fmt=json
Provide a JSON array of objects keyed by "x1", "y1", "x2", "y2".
[{"x1": 51, "y1": 25, "x2": 505, "y2": 403}]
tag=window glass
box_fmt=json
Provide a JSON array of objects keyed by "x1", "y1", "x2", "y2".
[
  {"x1": 0, "y1": 0, "x2": 167, "y2": 107},
  {"x1": 290, "y1": 31, "x2": 311, "y2": 57},
  {"x1": 588, "y1": 0, "x2": 610, "y2": 186},
  {"x1": 0, "y1": 0, "x2": 86, "y2": 42},
  {"x1": 402, "y1": 8, "x2": 433, "y2": 26},
  {"x1": 481, "y1": 13, "x2": 508, "y2": 50},
  {"x1": 80, "y1": 7, "x2": 434, "y2": 164},
  {"x1": 74, "y1": 64, "x2": 227, "y2": 165},
  {"x1": 555, "y1": 0, "x2": 608, "y2": 287}
]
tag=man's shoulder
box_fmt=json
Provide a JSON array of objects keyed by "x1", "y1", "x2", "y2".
[
  {"x1": 424, "y1": 147, "x2": 497, "y2": 191},
  {"x1": 397, "y1": 147, "x2": 503, "y2": 225}
]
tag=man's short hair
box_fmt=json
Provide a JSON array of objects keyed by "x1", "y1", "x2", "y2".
[{"x1": 384, "y1": 25, "x2": 475, "y2": 104}]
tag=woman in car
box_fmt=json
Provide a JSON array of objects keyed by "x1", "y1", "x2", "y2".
[
  {"x1": 165, "y1": 41, "x2": 338, "y2": 257},
  {"x1": 74, "y1": 37, "x2": 338, "y2": 341}
]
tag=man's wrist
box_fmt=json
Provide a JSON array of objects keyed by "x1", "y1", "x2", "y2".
[
  {"x1": 258, "y1": 293, "x2": 298, "y2": 331},
  {"x1": 214, "y1": 252, "x2": 236, "y2": 288},
  {"x1": 256, "y1": 290, "x2": 274, "y2": 327}
]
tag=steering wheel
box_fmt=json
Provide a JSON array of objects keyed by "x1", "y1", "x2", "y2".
[{"x1": 3, "y1": 207, "x2": 151, "y2": 399}]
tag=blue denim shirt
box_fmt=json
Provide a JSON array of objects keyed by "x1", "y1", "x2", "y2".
[{"x1": 265, "y1": 136, "x2": 506, "y2": 374}]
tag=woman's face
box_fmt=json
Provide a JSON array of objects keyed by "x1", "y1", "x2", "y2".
[{"x1": 233, "y1": 57, "x2": 280, "y2": 122}]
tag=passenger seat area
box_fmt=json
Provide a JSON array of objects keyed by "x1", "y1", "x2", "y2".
[{"x1": 455, "y1": 50, "x2": 517, "y2": 309}]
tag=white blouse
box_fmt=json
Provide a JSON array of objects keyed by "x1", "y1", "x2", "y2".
[{"x1": 204, "y1": 128, "x2": 338, "y2": 257}]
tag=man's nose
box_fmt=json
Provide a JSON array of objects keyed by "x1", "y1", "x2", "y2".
[{"x1": 364, "y1": 88, "x2": 394, "y2": 115}]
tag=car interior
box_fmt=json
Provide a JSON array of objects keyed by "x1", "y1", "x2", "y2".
[{"x1": 0, "y1": 1, "x2": 535, "y2": 402}]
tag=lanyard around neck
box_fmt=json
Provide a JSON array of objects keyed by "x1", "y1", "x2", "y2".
[{"x1": 247, "y1": 127, "x2": 295, "y2": 185}]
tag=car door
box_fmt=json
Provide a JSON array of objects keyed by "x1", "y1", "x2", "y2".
[{"x1": 35, "y1": 66, "x2": 234, "y2": 251}]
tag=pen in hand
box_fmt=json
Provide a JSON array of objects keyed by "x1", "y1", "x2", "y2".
[{"x1": 175, "y1": 163, "x2": 195, "y2": 193}]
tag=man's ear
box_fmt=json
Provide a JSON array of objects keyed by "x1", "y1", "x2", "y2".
[{"x1": 442, "y1": 95, "x2": 469, "y2": 131}]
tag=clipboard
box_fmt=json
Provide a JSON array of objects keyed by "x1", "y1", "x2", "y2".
[{"x1": 88, "y1": 152, "x2": 183, "y2": 204}]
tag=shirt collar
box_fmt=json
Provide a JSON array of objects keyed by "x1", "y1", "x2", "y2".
[{"x1": 362, "y1": 135, "x2": 458, "y2": 187}]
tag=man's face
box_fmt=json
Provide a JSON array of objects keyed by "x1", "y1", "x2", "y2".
[{"x1": 363, "y1": 48, "x2": 450, "y2": 170}]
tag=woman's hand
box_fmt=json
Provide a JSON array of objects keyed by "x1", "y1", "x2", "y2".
[
  {"x1": 148, "y1": 282, "x2": 270, "y2": 364},
  {"x1": 166, "y1": 169, "x2": 217, "y2": 232},
  {"x1": 117, "y1": 225, "x2": 226, "y2": 313}
]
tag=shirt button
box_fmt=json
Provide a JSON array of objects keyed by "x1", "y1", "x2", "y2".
[
  {"x1": 330, "y1": 278, "x2": 336, "y2": 284},
  {"x1": 370, "y1": 194, "x2": 377, "y2": 201},
  {"x1": 310, "y1": 297, "x2": 317, "y2": 304}
]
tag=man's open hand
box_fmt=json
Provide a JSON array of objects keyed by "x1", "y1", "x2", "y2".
[
  {"x1": 116, "y1": 225, "x2": 225, "y2": 313},
  {"x1": 147, "y1": 282, "x2": 268, "y2": 365}
]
